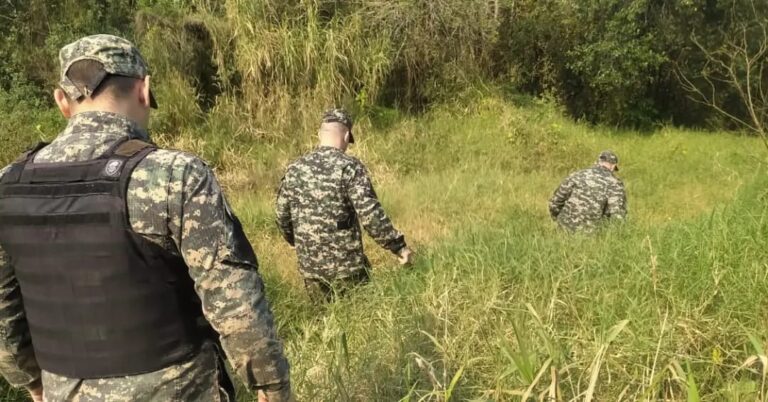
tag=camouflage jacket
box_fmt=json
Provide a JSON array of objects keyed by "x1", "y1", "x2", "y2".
[
  {"x1": 275, "y1": 146, "x2": 406, "y2": 281},
  {"x1": 0, "y1": 112, "x2": 291, "y2": 401},
  {"x1": 548, "y1": 165, "x2": 627, "y2": 233}
]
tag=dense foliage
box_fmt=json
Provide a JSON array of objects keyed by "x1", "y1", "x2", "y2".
[{"x1": 1, "y1": 0, "x2": 766, "y2": 131}]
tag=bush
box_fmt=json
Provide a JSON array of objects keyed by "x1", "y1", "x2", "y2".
[{"x1": 2, "y1": 0, "x2": 766, "y2": 130}]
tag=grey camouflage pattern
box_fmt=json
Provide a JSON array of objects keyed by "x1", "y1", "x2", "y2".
[
  {"x1": 598, "y1": 150, "x2": 619, "y2": 166},
  {"x1": 0, "y1": 111, "x2": 291, "y2": 401},
  {"x1": 59, "y1": 35, "x2": 150, "y2": 100},
  {"x1": 41, "y1": 342, "x2": 228, "y2": 402},
  {"x1": 321, "y1": 108, "x2": 353, "y2": 129},
  {"x1": 321, "y1": 108, "x2": 354, "y2": 143},
  {"x1": 276, "y1": 146, "x2": 406, "y2": 281},
  {"x1": 549, "y1": 165, "x2": 627, "y2": 233}
]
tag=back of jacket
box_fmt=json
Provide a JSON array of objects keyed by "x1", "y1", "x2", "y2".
[
  {"x1": 549, "y1": 166, "x2": 627, "y2": 232},
  {"x1": 0, "y1": 139, "x2": 206, "y2": 379},
  {"x1": 276, "y1": 146, "x2": 406, "y2": 281},
  {"x1": 0, "y1": 111, "x2": 291, "y2": 401}
]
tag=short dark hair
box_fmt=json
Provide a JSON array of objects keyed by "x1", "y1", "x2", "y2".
[{"x1": 64, "y1": 59, "x2": 139, "y2": 102}]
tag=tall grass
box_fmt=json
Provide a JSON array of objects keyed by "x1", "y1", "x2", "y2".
[
  {"x1": 129, "y1": 0, "x2": 500, "y2": 141},
  {"x1": 220, "y1": 97, "x2": 766, "y2": 401},
  {"x1": 1, "y1": 1, "x2": 766, "y2": 399},
  {"x1": 256, "y1": 186, "x2": 768, "y2": 401},
  {"x1": 0, "y1": 92, "x2": 765, "y2": 400}
]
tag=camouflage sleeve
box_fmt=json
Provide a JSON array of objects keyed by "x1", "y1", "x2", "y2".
[
  {"x1": 605, "y1": 179, "x2": 627, "y2": 219},
  {"x1": 275, "y1": 175, "x2": 295, "y2": 246},
  {"x1": 165, "y1": 158, "x2": 292, "y2": 398},
  {"x1": 0, "y1": 166, "x2": 41, "y2": 389},
  {"x1": 345, "y1": 161, "x2": 406, "y2": 254},
  {"x1": 549, "y1": 175, "x2": 573, "y2": 219}
]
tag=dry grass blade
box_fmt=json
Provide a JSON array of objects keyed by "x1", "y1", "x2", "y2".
[
  {"x1": 522, "y1": 357, "x2": 552, "y2": 401},
  {"x1": 585, "y1": 320, "x2": 630, "y2": 402},
  {"x1": 412, "y1": 352, "x2": 443, "y2": 391},
  {"x1": 647, "y1": 309, "x2": 668, "y2": 398},
  {"x1": 549, "y1": 365, "x2": 559, "y2": 402},
  {"x1": 584, "y1": 345, "x2": 607, "y2": 402},
  {"x1": 738, "y1": 354, "x2": 768, "y2": 398}
]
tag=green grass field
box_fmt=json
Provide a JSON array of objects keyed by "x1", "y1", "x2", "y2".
[{"x1": 1, "y1": 96, "x2": 767, "y2": 401}]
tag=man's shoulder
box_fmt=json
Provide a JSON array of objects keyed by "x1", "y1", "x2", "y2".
[
  {"x1": 0, "y1": 143, "x2": 46, "y2": 180},
  {"x1": 134, "y1": 148, "x2": 213, "y2": 179},
  {"x1": 283, "y1": 153, "x2": 312, "y2": 178},
  {"x1": 339, "y1": 152, "x2": 365, "y2": 168},
  {"x1": 128, "y1": 148, "x2": 218, "y2": 205},
  {"x1": 608, "y1": 174, "x2": 625, "y2": 188},
  {"x1": 126, "y1": 148, "x2": 217, "y2": 233},
  {"x1": 287, "y1": 149, "x2": 362, "y2": 174},
  {"x1": 325, "y1": 150, "x2": 365, "y2": 173},
  {"x1": 0, "y1": 165, "x2": 10, "y2": 182},
  {"x1": 141, "y1": 148, "x2": 207, "y2": 168},
  {"x1": 580, "y1": 166, "x2": 607, "y2": 178},
  {"x1": 566, "y1": 168, "x2": 592, "y2": 182},
  {"x1": 584, "y1": 166, "x2": 624, "y2": 187}
]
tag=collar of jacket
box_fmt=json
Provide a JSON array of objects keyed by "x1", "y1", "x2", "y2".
[
  {"x1": 316, "y1": 145, "x2": 344, "y2": 153},
  {"x1": 594, "y1": 164, "x2": 615, "y2": 174},
  {"x1": 65, "y1": 111, "x2": 150, "y2": 142}
]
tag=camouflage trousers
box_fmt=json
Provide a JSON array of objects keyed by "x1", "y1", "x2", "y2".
[
  {"x1": 303, "y1": 269, "x2": 370, "y2": 303},
  {"x1": 41, "y1": 341, "x2": 235, "y2": 402}
]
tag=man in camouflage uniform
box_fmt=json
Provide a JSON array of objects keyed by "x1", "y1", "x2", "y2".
[
  {"x1": 548, "y1": 150, "x2": 627, "y2": 233},
  {"x1": 275, "y1": 109, "x2": 413, "y2": 301},
  {"x1": 0, "y1": 35, "x2": 291, "y2": 401}
]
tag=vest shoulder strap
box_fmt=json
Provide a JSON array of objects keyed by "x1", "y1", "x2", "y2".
[
  {"x1": 114, "y1": 139, "x2": 155, "y2": 158},
  {"x1": 13, "y1": 142, "x2": 49, "y2": 163},
  {"x1": 3, "y1": 143, "x2": 49, "y2": 184},
  {"x1": 116, "y1": 140, "x2": 157, "y2": 195}
]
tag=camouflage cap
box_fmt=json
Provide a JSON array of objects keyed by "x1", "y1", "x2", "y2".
[
  {"x1": 59, "y1": 34, "x2": 157, "y2": 108},
  {"x1": 598, "y1": 150, "x2": 619, "y2": 171},
  {"x1": 322, "y1": 108, "x2": 354, "y2": 143}
]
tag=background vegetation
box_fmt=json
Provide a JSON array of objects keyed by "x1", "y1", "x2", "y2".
[
  {"x1": 2, "y1": 0, "x2": 767, "y2": 137},
  {"x1": 1, "y1": 0, "x2": 767, "y2": 401}
]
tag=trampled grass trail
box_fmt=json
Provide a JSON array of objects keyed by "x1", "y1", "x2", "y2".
[{"x1": 221, "y1": 98, "x2": 768, "y2": 401}]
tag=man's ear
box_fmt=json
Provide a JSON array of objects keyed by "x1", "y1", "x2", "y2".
[
  {"x1": 138, "y1": 75, "x2": 151, "y2": 108},
  {"x1": 54, "y1": 88, "x2": 73, "y2": 118},
  {"x1": 344, "y1": 130, "x2": 351, "y2": 144}
]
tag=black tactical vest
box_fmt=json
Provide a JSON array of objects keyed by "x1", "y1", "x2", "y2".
[{"x1": 0, "y1": 139, "x2": 209, "y2": 379}]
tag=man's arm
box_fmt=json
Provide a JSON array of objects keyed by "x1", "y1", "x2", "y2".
[
  {"x1": 0, "y1": 166, "x2": 42, "y2": 393},
  {"x1": 275, "y1": 176, "x2": 295, "y2": 246},
  {"x1": 548, "y1": 175, "x2": 573, "y2": 219},
  {"x1": 345, "y1": 162, "x2": 407, "y2": 254},
  {"x1": 164, "y1": 158, "x2": 291, "y2": 401},
  {"x1": 605, "y1": 179, "x2": 627, "y2": 220}
]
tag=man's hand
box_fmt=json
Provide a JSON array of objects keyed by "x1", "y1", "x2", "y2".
[
  {"x1": 27, "y1": 384, "x2": 43, "y2": 402},
  {"x1": 258, "y1": 390, "x2": 295, "y2": 402},
  {"x1": 398, "y1": 247, "x2": 413, "y2": 266}
]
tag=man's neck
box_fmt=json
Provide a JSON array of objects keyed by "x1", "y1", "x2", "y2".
[{"x1": 597, "y1": 163, "x2": 613, "y2": 172}]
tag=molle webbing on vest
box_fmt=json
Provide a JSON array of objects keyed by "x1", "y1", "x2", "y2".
[{"x1": 0, "y1": 138, "x2": 208, "y2": 379}]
